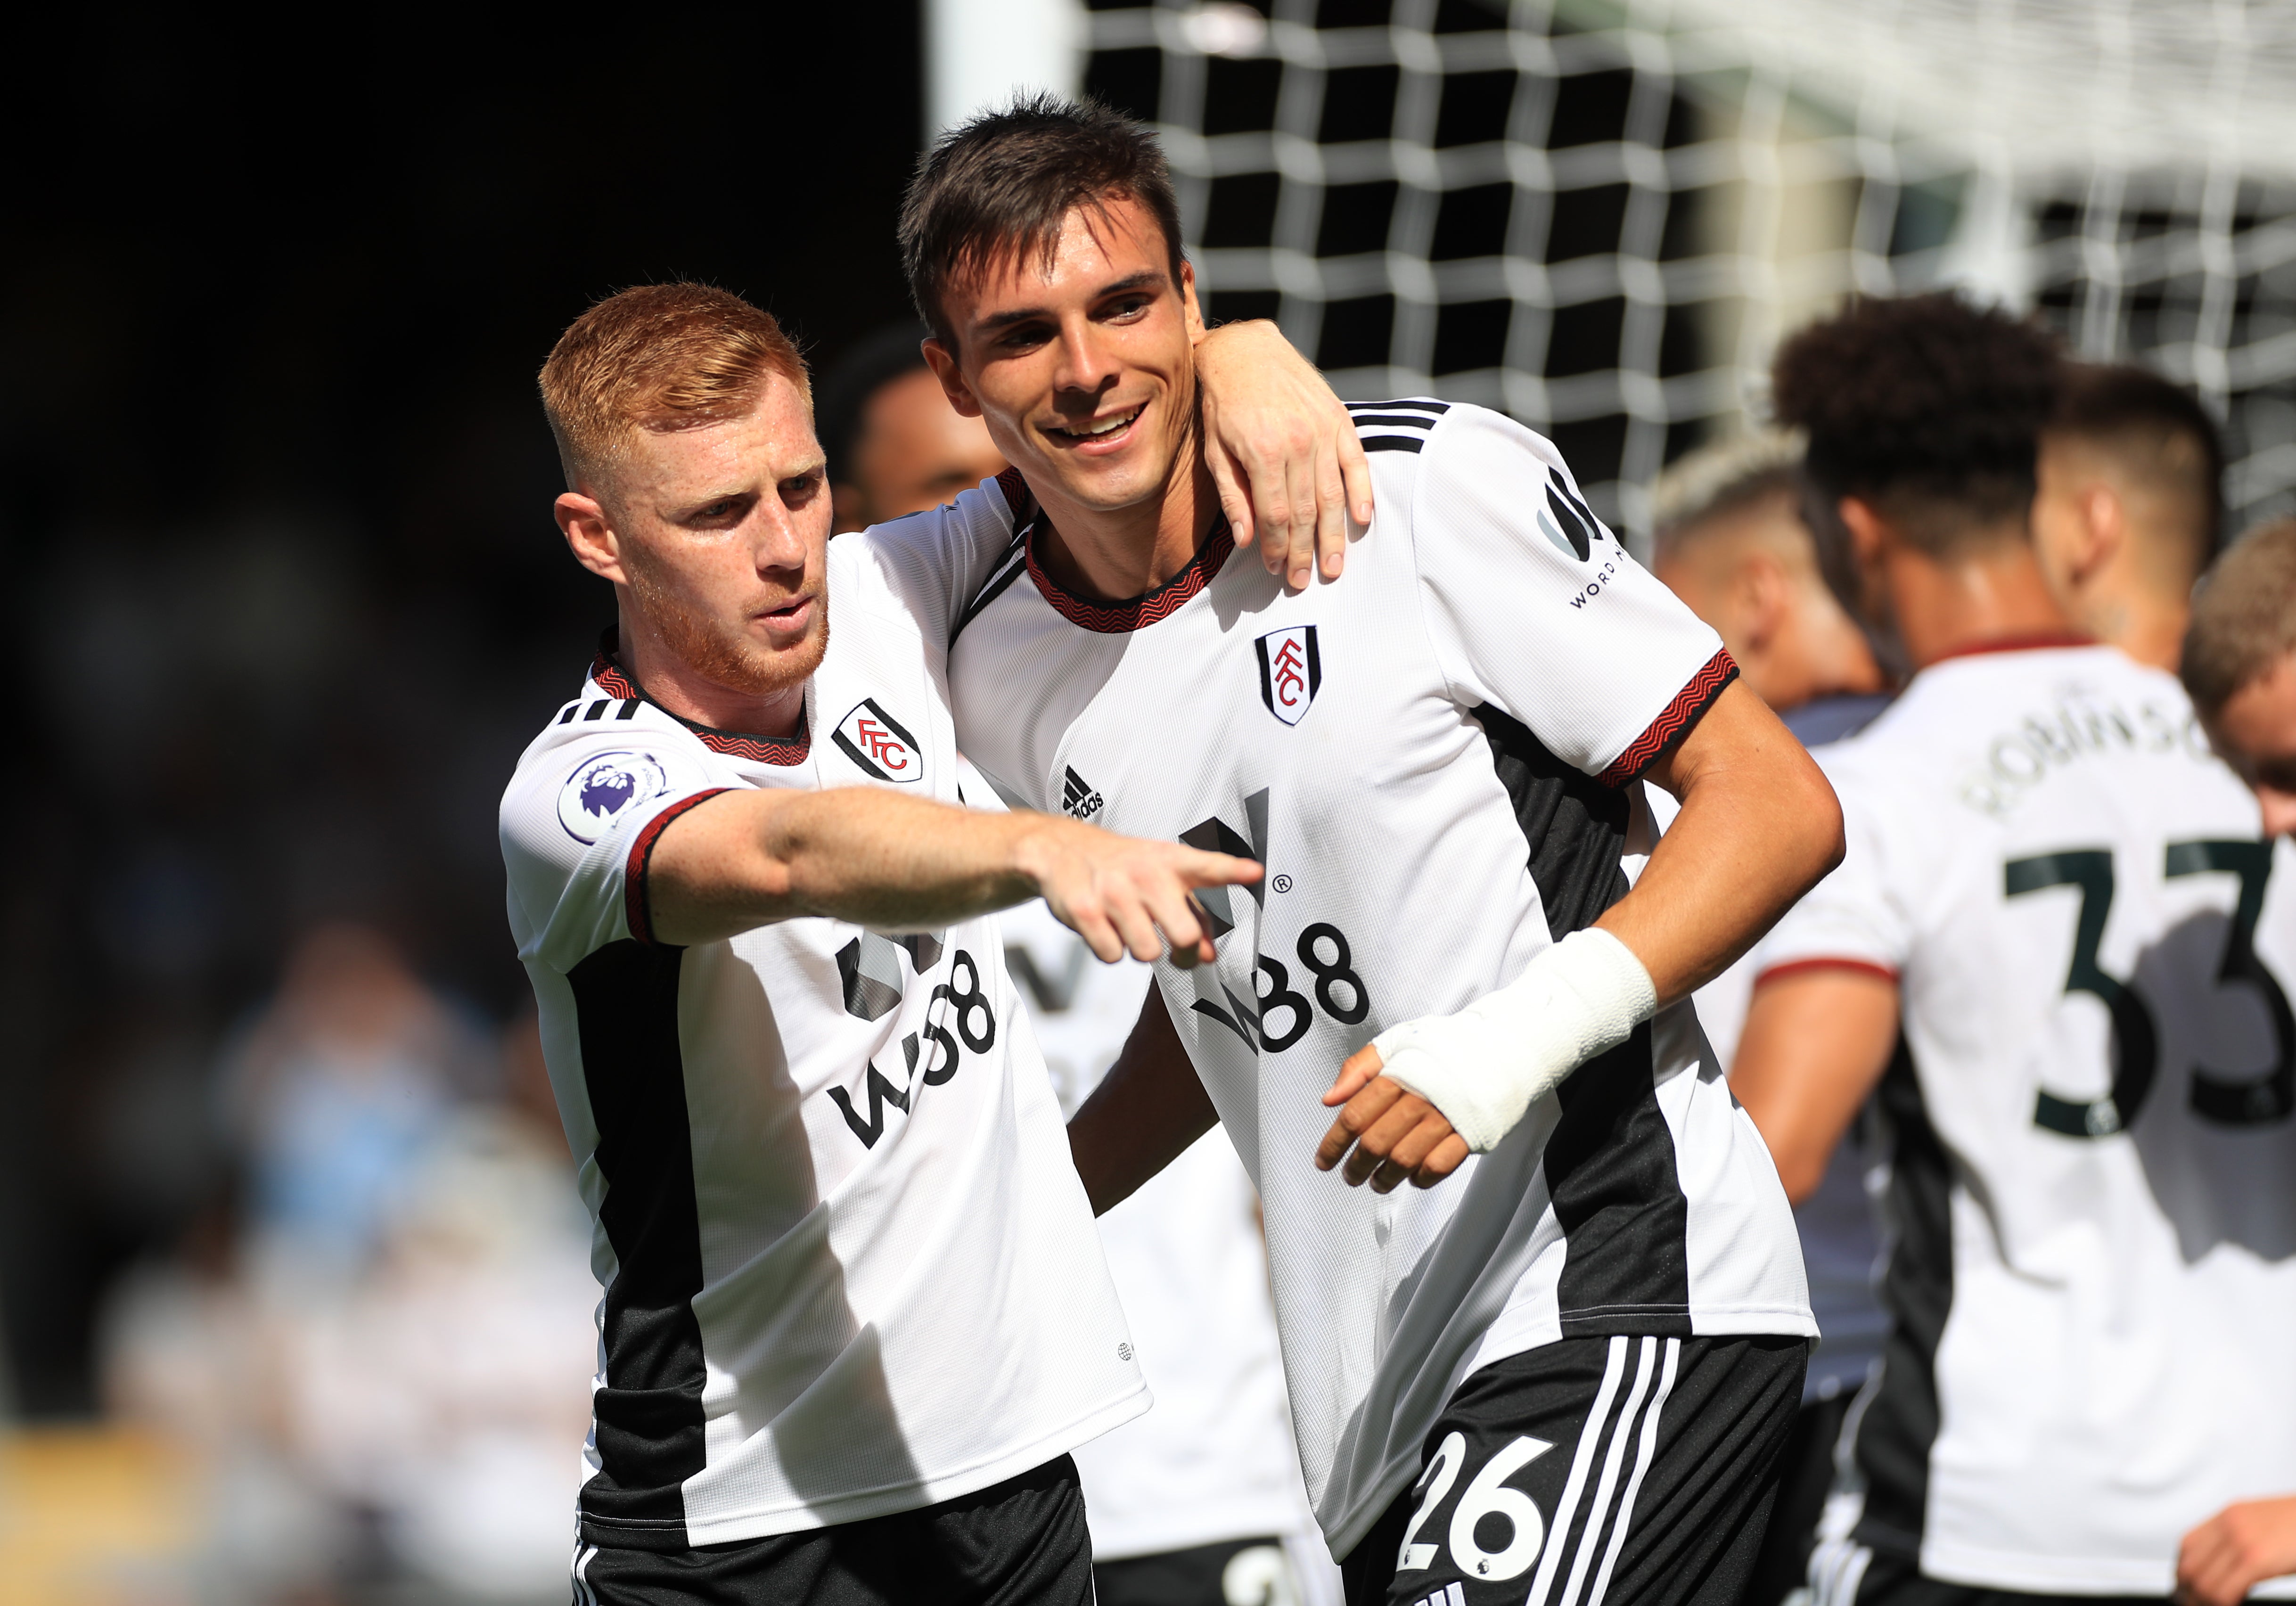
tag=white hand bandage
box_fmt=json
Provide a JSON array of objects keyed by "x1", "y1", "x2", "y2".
[{"x1": 1370, "y1": 926, "x2": 1657, "y2": 1153}]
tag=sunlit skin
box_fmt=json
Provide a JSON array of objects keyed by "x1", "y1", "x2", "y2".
[
  {"x1": 2030, "y1": 432, "x2": 2195, "y2": 672},
  {"x1": 832, "y1": 365, "x2": 1010, "y2": 532},
  {"x1": 2177, "y1": 1494, "x2": 2296, "y2": 1606},
  {"x1": 924, "y1": 199, "x2": 1230, "y2": 603},
  {"x1": 553, "y1": 373, "x2": 829, "y2": 738},
  {"x1": 2206, "y1": 649, "x2": 2296, "y2": 838},
  {"x1": 544, "y1": 368, "x2": 1257, "y2": 962},
  {"x1": 937, "y1": 211, "x2": 1841, "y2": 1199},
  {"x1": 1654, "y1": 492, "x2": 1885, "y2": 712}
]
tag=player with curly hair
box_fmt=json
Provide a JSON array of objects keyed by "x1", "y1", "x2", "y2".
[{"x1": 1731, "y1": 293, "x2": 2296, "y2": 1606}]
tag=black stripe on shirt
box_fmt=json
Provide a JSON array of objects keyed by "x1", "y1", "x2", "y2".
[
  {"x1": 569, "y1": 941, "x2": 709, "y2": 1549},
  {"x1": 1359, "y1": 435, "x2": 1426, "y2": 454},
  {"x1": 1476, "y1": 704, "x2": 1694, "y2": 1333},
  {"x1": 1345, "y1": 397, "x2": 1451, "y2": 415},
  {"x1": 1345, "y1": 413, "x2": 1441, "y2": 430},
  {"x1": 1852, "y1": 1034, "x2": 1952, "y2": 1561},
  {"x1": 951, "y1": 542, "x2": 1033, "y2": 647}
]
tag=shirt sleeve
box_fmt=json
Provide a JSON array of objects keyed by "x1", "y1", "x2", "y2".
[
  {"x1": 855, "y1": 467, "x2": 1032, "y2": 647},
  {"x1": 1409, "y1": 405, "x2": 1734, "y2": 782},
  {"x1": 1747, "y1": 751, "x2": 1913, "y2": 983},
  {"x1": 499, "y1": 733, "x2": 734, "y2": 972}
]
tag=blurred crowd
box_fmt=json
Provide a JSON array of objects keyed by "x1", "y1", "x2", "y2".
[{"x1": 76, "y1": 923, "x2": 596, "y2": 1604}]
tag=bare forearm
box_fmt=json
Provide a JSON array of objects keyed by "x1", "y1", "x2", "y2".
[
  {"x1": 650, "y1": 789, "x2": 1044, "y2": 946},
  {"x1": 1606, "y1": 683, "x2": 1843, "y2": 1003},
  {"x1": 1068, "y1": 989, "x2": 1216, "y2": 1214},
  {"x1": 1732, "y1": 971, "x2": 1899, "y2": 1203}
]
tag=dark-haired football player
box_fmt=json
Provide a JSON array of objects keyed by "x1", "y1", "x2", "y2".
[
  {"x1": 877, "y1": 95, "x2": 1845, "y2": 1606},
  {"x1": 1732, "y1": 293, "x2": 2296, "y2": 1606}
]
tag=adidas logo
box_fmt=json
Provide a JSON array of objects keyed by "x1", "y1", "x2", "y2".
[{"x1": 1062, "y1": 766, "x2": 1105, "y2": 821}]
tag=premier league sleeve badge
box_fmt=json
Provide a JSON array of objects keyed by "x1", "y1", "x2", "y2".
[{"x1": 558, "y1": 751, "x2": 672, "y2": 843}]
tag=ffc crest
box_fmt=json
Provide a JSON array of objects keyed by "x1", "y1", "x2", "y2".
[
  {"x1": 1255, "y1": 625, "x2": 1322, "y2": 726},
  {"x1": 833, "y1": 698, "x2": 923, "y2": 782}
]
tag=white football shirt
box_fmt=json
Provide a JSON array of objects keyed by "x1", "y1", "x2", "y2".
[
  {"x1": 873, "y1": 402, "x2": 1813, "y2": 1557},
  {"x1": 1756, "y1": 642, "x2": 2296, "y2": 1597},
  {"x1": 1000, "y1": 896, "x2": 1327, "y2": 1570},
  {"x1": 498, "y1": 533, "x2": 1145, "y2": 1552}
]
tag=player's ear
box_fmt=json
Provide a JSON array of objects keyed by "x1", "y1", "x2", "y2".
[
  {"x1": 922, "y1": 337, "x2": 983, "y2": 418},
  {"x1": 1179, "y1": 259, "x2": 1205, "y2": 343},
  {"x1": 557, "y1": 491, "x2": 628, "y2": 585},
  {"x1": 1837, "y1": 497, "x2": 1890, "y2": 568},
  {"x1": 1740, "y1": 551, "x2": 1789, "y2": 650},
  {"x1": 2075, "y1": 484, "x2": 2125, "y2": 579}
]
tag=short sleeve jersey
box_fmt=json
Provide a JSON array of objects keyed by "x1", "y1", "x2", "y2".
[
  {"x1": 1754, "y1": 643, "x2": 2296, "y2": 1597},
  {"x1": 875, "y1": 400, "x2": 1813, "y2": 1556},
  {"x1": 498, "y1": 533, "x2": 1144, "y2": 1552}
]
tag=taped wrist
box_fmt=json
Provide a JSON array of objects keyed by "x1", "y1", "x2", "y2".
[{"x1": 1370, "y1": 926, "x2": 1658, "y2": 1153}]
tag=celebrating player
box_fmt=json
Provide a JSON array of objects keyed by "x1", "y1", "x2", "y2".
[
  {"x1": 2031, "y1": 361, "x2": 2226, "y2": 672},
  {"x1": 501, "y1": 283, "x2": 1366, "y2": 1605},
  {"x1": 1729, "y1": 293, "x2": 2296, "y2": 1606},
  {"x1": 877, "y1": 96, "x2": 1843, "y2": 1606},
  {"x1": 814, "y1": 325, "x2": 1340, "y2": 1604}
]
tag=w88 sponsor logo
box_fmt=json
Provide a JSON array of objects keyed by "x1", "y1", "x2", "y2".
[{"x1": 1194, "y1": 921, "x2": 1369, "y2": 1053}]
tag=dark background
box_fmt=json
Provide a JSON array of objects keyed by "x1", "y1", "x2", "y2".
[{"x1": 0, "y1": 7, "x2": 924, "y2": 1414}]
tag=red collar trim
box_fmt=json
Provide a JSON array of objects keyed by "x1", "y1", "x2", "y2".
[
  {"x1": 589, "y1": 630, "x2": 811, "y2": 766},
  {"x1": 1024, "y1": 515, "x2": 1234, "y2": 634},
  {"x1": 1924, "y1": 632, "x2": 2098, "y2": 667}
]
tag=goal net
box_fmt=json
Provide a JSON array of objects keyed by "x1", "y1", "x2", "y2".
[{"x1": 1080, "y1": 0, "x2": 2296, "y2": 552}]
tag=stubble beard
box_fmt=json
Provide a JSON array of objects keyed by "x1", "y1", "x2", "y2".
[{"x1": 623, "y1": 554, "x2": 829, "y2": 705}]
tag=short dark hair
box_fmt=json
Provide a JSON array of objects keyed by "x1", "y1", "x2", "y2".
[
  {"x1": 816, "y1": 321, "x2": 931, "y2": 485},
  {"x1": 2183, "y1": 518, "x2": 2296, "y2": 719},
  {"x1": 900, "y1": 93, "x2": 1186, "y2": 346},
  {"x1": 1771, "y1": 291, "x2": 2064, "y2": 554},
  {"x1": 2051, "y1": 361, "x2": 2226, "y2": 574}
]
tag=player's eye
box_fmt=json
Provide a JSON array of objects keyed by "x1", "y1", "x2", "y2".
[{"x1": 1103, "y1": 296, "x2": 1151, "y2": 322}]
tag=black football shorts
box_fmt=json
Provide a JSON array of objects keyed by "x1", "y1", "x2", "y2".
[
  {"x1": 571, "y1": 1454, "x2": 1092, "y2": 1606},
  {"x1": 1344, "y1": 1334, "x2": 1807, "y2": 1606}
]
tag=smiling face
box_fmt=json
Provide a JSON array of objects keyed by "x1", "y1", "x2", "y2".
[
  {"x1": 923, "y1": 197, "x2": 1204, "y2": 531},
  {"x1": 560, "y1": 372, "x2": 831, "y2": 717}
]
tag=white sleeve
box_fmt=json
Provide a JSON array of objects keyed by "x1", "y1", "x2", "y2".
[
  {"x1": 499, "y1": 735, "x2": 736, "y2": 972},
  {"x1": 856, "y1": 467, "x2": 1032, "y2": 646},
  {"x1": 1410, "y1": 406, "x2": 1733, "y2": 782},
  {"x1": 1747, "y1": 755, "x2": 1914, "y2": 983}
]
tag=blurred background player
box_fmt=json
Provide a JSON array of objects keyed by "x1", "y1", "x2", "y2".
[
  {"x1": 1652, "y1": 433, "x2": 1890, "y2": 750},
  {"x1": 1648, "y1": 434, "x2": 1890, "y2": 1606},
  {"x1": 2186, "y1": 518, "x2": 2296, "y2": 840},
  {"x1": 2030, "y1": 363, "x2": 2227, "y2": 672},
  {"x1": 820, "y1": 322, "x2": 1009, "y2": 535},
  {"x1": 815, "y1": 328, "x2": 1339, "y2": 1606},
  {"x1": 2173, "y1": 516, "x2": 2296, "y2": 1605},
  {"x1": 1734, "y1": 292, "x2": 2296, "y2": 1606}
]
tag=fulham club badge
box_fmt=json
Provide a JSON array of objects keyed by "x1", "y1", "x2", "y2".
[
  {"x1": 1255, "y1": 625, "x2": 1321, "y2": 726},
  {"x1": 834, "y1": 698, "x2": 924, "y2": 782}
]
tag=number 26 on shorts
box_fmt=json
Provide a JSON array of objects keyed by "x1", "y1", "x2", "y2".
[{"x1": 1397, "y1": 1432, "x2": 1554, "y2": 1583}]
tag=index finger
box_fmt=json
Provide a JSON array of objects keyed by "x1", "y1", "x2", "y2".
[{"x1": 1175, "y1": 849, "x2": 1263, "y2": 889}]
